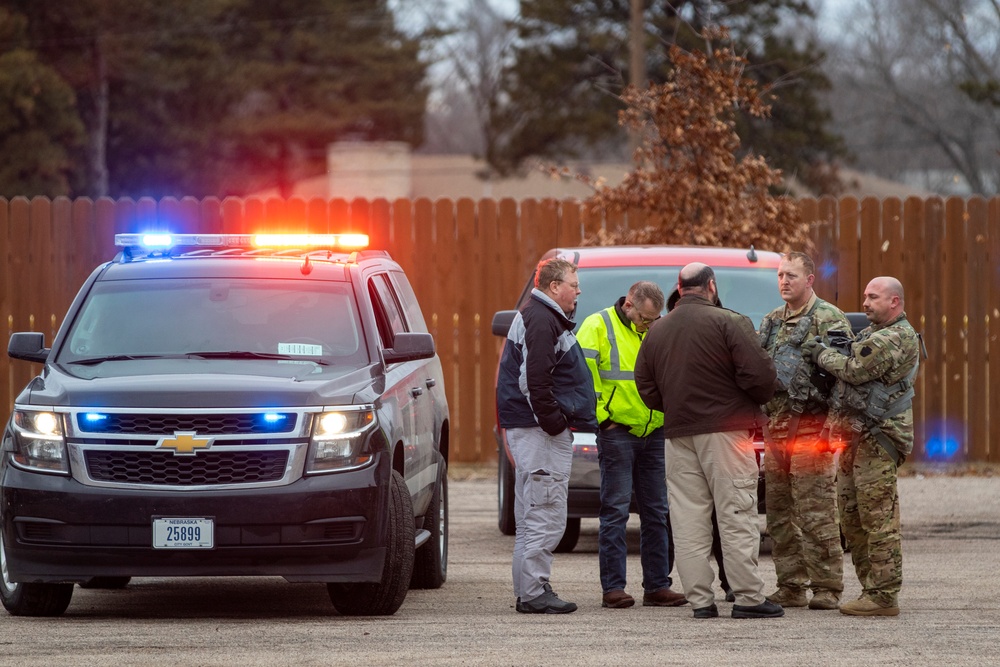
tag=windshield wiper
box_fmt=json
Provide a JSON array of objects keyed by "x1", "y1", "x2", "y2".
[
  {"x1": 185, "y1": 351, "x2": 330, "y2": 365},
  {"x1": 68, "y1": 354, "x2": 189, "y2": 365},
  {"x1": 67, "y1": 351, "x2": 328, "y2": 366}
]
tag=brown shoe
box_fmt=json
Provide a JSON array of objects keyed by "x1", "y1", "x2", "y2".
[
  {"x1": 602, "y1": 589, "x2": 635, "y2": 608},
  {"x1": 765, "y1": 587, "x2": 808, "y2": 607},
  {"x1": 839, "y1": 596, "x2": 899, "y2": 616},
  {"x1": 808, "y1": 590, "x2": 841, "y2": 610},
  {"x1": 642, "y1": 587, "x2": 688, "y2": 607}
]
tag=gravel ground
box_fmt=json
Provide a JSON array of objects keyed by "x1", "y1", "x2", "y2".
[{"x1": 1, "y1": 467, "x2": 997, "y2": 667}]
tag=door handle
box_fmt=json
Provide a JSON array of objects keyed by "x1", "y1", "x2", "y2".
[{"x1": 410, "y1": 387, "x2": 424, "y2": 398}]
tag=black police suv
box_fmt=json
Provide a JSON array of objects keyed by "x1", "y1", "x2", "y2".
[{"x1": 0, "y1": 233, "x2": 449, "y2": 616}]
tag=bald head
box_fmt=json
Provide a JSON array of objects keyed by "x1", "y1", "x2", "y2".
[
  {"x1": 863, "y1": 276, "x2": 905, "y2": 325},
  {"x1": 677, "y1": 262, "x2": 717, "y2": 302},
  {"x1": 870, "y1": 276, "x2": 904, "y2": 300}
]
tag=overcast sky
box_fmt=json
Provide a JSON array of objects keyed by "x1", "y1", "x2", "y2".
[{"x1": 398, "y1": 0, "x2": 861, "y2": 38}]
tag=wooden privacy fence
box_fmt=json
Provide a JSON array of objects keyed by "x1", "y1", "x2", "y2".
[{"x1": 2, "y1": 195, "x2": 999, "y2": 465}]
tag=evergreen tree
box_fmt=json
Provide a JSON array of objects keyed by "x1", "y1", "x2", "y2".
[
  {"x1": 215, "y1": 0, "x2": 428, "y2": 197},
  {"x1": 0, "y1": 9, "x2": 85, "y2": 197},
  {"x1": 2, "y1": 0, "x2": 428, "y2": 198}
]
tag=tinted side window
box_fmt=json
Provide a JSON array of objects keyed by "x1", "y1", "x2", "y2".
[
  {"x1": 390, "y1": 270, "x2": 428, "y2": 333},
  {"x1": 368, "y1": 274, "x2": 407, "y2": 348}
]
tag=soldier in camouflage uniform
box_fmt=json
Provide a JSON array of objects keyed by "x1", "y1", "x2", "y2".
[
  {"x1": 758, "y1": 252, "x2": 849, "y2": 611},
  {"x1": 803, "y1": 276, "x2": 919, "y2": 617}
]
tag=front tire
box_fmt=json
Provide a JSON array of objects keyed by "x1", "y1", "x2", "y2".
[
  {"x1": 497, "y1": 446, "x2": 516, "y2": 535},
  {"x1": 411, "y1": 455, "x2": 448, "y2": 589},
  {"x1": 1, "y1": 533, "x2": 73, "y2": 617},
  {"x1": 327, "y1": 470, "x2": 415, "y2": 615}
]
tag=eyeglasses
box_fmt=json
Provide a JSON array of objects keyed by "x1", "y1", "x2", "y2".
[
  {"x1": 555, "y1": 280, "x2": 580, "y2": 289},
  {"x1": 639, "y1": 315, "x2": 661, "y2": 325}
]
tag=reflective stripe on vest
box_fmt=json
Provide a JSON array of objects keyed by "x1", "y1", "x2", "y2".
[{"x1": 597, "y1": 310, "x2": 633, "y2": 381}]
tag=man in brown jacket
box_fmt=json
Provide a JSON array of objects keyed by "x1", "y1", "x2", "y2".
[{"x1": 635, "y1": 262, "x2": 782, "y2": 620}]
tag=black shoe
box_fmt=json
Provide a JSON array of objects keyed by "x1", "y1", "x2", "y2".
[
  {"x1": 693, "y1": 603, "x2": 719, "y2": 619},
  {"x1": 518, "y1": 586, "x2": 578, "y2": 614},
  {"x1": 724, "y1": 587, "x2": 736, "y2": 603},
  {"x1": 732, "y1": 600, "x2": 784, "y2": 619},
  {"x1": 515, "y1": 597, "x2": 523, "y2": 612}
]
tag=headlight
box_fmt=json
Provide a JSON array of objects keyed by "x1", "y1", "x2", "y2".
[
  {"x1": 9, "y1": 410, "x2": 69, "y2": 474},
  {"x1": 306, "y1": 408, "x2": 376, "y2": 473}
]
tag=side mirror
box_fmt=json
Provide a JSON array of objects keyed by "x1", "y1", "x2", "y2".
[
  {"x1": 491, "y1": 310, "x2": 517, "y2": 337},
  {"x1": 383, "y1": 332, "x2": 435, "y2": 364},
  {"x1": 9, "y1": 332, "x2": 50, "y2": 363}
]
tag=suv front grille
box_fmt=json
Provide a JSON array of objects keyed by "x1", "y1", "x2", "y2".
[
  {"x1": 63, "y1": 407, "x2": 318, "y2": 489},
  {"x1": 84, "y1": 449, "x2": 290, "y2": 486},
  {"x1": 77, "y1": 413, "x2": 297, "y2": 435}
]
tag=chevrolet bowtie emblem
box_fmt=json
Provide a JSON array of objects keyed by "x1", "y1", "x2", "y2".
[{"x1": 157, "y1": 431, "x2": 214, "y2": 455}]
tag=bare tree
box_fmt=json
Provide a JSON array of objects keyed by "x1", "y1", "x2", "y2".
[
  {"x1": 417, "y1": 0, "x2": 518, "y2": 165},
  {"x1": 828, "y1": 0, "x2": 1000, "y2": 194},
  {"x1": 584, "y1": 29, "x2": 810, "y2": 252}
]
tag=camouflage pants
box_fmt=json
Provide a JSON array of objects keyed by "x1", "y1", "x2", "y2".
[
  {"x1": 838, "y1": 436, "x2": 902, "y2": 606},
  {"x1": 764, "y1": 429, "x2": 844, "y2": 593}
]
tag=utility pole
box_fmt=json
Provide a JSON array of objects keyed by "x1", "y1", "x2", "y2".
[
  {"x1": 629, "y1": 0, "x2": 646, "y2": 91},
  {"x1": 628, "y1": 0, "x2": 646, "y2": 155}
]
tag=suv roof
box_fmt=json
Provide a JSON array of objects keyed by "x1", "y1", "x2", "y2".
[{"x1": 538, "y1": 245, "x2": 782, "y2": 269}]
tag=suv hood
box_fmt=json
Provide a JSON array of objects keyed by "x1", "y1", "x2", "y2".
[{"x1": 19, "y1": 362, "x2": 381, "y2": 408}]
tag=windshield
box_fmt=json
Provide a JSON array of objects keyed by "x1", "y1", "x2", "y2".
[
  {"x1": 58, "y1": 278, "x2": 369, "y2": 367},
  {"x1": 570, "y1": 266, "x2": 782, "y2": 331}
]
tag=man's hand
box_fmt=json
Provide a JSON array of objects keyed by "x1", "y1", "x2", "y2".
[{"x1": 801, "y1": 337, "x2": 828, "y2": 364}]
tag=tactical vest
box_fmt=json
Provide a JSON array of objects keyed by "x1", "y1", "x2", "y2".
[
  {"x1": 831, "y1": 324, "x2": 920, "y2": 465},
  {"x1": 760, "y1": 301, "x2": 827, "y2": 413}
]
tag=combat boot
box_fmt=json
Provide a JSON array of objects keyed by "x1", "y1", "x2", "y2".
[
  {"x1": 765, "y1": 586, "x2": 808, "y2": 607},
  {"x1": 808, "y1": 590, "x2": 840, "y2": 610},
  {"x1": 839, "y1": 596, "x2": 899, "y2": 616}
]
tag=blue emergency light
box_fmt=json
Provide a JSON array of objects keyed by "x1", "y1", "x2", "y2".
[{"x1": 114, "y1": 233, "x2": 370, "y2": 251}]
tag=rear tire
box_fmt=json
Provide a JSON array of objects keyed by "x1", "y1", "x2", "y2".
[
  {"x1": 327, "y1": 470, "x2": 415, "y2": 615},
  {"x1": 0, "y1": 533, "x2": 73, "y2": 617},
  {"x1": 553, "y1": 517, "x2": 581, "y2": 553},
  {"x1": 497, "y1": 446, "x2": 516, "y2": 535},
  {"x1": 411, "y1": 455, "x2": 448, "y2": 589}
]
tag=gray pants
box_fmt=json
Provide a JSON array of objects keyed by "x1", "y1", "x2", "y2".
[
  {"x1": 666, "y1": 430, "x2": 766, "y2": 609},
  {"x1": 508, "y1": 426, "x2": 573, "y2": 601}
]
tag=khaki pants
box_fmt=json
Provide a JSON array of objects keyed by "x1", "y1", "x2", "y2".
[{"x1": 665, "y1": 430, "x2": 765, "y2": 609}]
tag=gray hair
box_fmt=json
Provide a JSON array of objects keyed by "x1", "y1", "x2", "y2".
[{"x1": 628, "y1": 281, "x2": 665, "y2": 311}]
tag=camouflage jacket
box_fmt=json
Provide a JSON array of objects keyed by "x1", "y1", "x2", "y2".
[
  {"x1": 759, "y1": 293, "x2": 852, "y2": 436},
  {"x1": 816, "y1": 312, "x2": 919, "y2": 457}
]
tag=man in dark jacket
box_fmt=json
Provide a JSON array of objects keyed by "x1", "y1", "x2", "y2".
[
  {"x1": 497, "y1": 257, "x2": 598, "y2": 614},
  {"x1": 635, "y1": 263, "x2": 782, "y2": 620}
]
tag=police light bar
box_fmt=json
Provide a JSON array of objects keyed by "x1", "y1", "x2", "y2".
[{"x1": 115, "y1": 233, "x2": 370, "y2": 250}]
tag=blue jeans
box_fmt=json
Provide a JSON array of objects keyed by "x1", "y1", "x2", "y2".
[{"x1": 598, "y1": 424, "x2": 673, "y2": 593}]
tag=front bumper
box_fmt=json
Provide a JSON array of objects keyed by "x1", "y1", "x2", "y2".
[
  {"x1": 566, "y1": 432, "x2": 766, "y2": 516},
  {"x1": 1, "y1": 458, "x2": 389, "y2": 584}
]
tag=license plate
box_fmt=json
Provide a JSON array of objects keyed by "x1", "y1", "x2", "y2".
[{"x1": 152, "y1": 517, "x2": 214, "y2": 549}]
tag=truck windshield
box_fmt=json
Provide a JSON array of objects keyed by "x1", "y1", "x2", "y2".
[
  {"x1": 57, "y1": 278, "x2": 369, "y2": 366},
  {"x1": 570, "y1": 266, "x2": 783, "y2": 330}
]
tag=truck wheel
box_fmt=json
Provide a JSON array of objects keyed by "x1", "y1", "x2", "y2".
[
  {"x1": 79, "y1": 577, "x2": 132, "y2": 589},
  {"x1": 327, "y1": 470, "x2": 415, "y2": 615},
  {"x1": 411, "y1": 456, "x2": 448, "y2": 589},
  {"x1": 553, "y1": 517, "x2": 581, "y2": 553},
  {"x1": 497, "y1": 448, "x2": 516, "y2": 535},
  {"x1": 0, "y1": 533, "x2": 73, "y2": 617}
]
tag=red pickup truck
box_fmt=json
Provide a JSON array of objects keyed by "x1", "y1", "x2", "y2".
[{"x1": 491, "y1": 245, "x2": 786, "y2": 551}]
